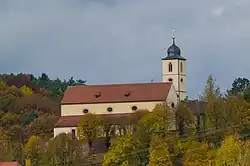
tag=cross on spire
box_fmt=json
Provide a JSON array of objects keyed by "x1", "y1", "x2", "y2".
[
  {"x1": 172, "y1": 29, "x2": 175, "y2": 39},
  {"x1": 172, "y1": 29, "x2": 176, "y2": 44}
]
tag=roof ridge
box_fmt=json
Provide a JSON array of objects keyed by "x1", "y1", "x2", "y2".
[{"x1": 70, "y1": 82, "x2": 171, "y2": 88}]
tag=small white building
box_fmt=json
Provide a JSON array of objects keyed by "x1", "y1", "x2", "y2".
[{"x1": 54, "y1": 36, "x2": 187, "y2": 137}]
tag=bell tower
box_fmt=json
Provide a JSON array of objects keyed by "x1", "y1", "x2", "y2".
[{"x1": 162, "y1": 30, "x2": 187, "y2": 101}]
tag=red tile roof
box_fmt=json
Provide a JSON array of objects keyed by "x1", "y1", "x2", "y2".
[
  {"x1": 55, "y1": 113, "x2": 132, "y2": 127},
  {"x1": 0, "y1": 162, "x2": 19, "y2": 166},
  {"x1": 61, "y1": 82, "x2": 172, "y2": 104}
]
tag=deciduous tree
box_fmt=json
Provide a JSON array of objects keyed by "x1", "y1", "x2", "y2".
[
  {"x1": 227, "y1": 77, "x2": 249, "y2": 96},
  {"x1": 20, "y1": 85, "x2": 33, "y2": 96},
  {"x1": 148, "y1": 134, "x2": 172, "y2": 166},
  {"x1": 24, "y1": 135, "x2": 45, "y2": 166},
  {"x1": 77, "y1": 114, "x2": 100, "y2": 154},
  {"x1": 200, "y1": 75, "x2": 221, "y2": 101},
  {"x1": 182, "y1": 141, "x2": 212, "y2": 166},
  {"x1": 27, "y1": 115, "x2": 58, "y2": 140},
  {"x1": 102, "y1": 133, "x2": 139, "y2": 166},
  {"x1": 46, "y1": 133, "x2": 83, "y2": 166},
  {"x1": 215, "y1": 135, "x2": 245, "y2": 165}
]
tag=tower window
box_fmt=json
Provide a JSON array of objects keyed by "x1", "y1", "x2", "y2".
[
  {"x1": 181, "y1": 78, "x2": 183, "y2": 82},
  {"x1": 168, "y1": 78, "x2": 173, "y2": 82},
  {"x1": 169, "y1": 62, "x2": 172, "y2": 72},
  {"x1": 180, "y1": 62, "x2": 183, "y2": 73}
]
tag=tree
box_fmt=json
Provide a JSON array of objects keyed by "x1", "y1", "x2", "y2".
[
  {"x1": 137, "y1": 104, "x2": 169, "y2": 139},
  {"x1": 20, "y1": 85, "x2": 33, "y2": 96},
  {"x1": 227, "y1": 77, "x2": 250, "y2": 101},
  {"x1": 215, "y1": 135, "x2": 246, "y2": 165},
  {"x1": 75, "y1": 79, "x2": 86, "y2": 85},
  {"x1": 0, "y1": 129, "x2": 24, "y2": 164},
  {"x1": 222, "y1": 98, "x2": 250, "y2": 131},
  {"x1": 0, "y1": 82, "x2": 22, "y2": 110},
  {"x1": 8, "y1": 125, "x2": 25, "y2": 143},
  {"x1": 11, "y1": 142, "x2": 25, "y2": 165},
  {"x1": 102, "y1": 133, "x2": 139, "y2": 166},
  {"x1": 228, "y1": 77, "x2": 249, "y2": 96},
  {"x1": 0, "y1": 113, "x2": 19, "y2": 130},
  {"x1": 46, "y1": 133, "x2": 83, "y2": 166},
  {"x1": 243, "y1": 86, "x2": 250, "y2": 102},
  {"x1": 200, "y1": 75, "x2": 224, "y2": 144},
  {"x1": 100, "y1": 116, "x2": 115, "y2": 149},
  {"x1": 200, "y1": 75, "x2": 221, "y2": 101},
  {"x1": 0, "y1": 130, "x2": 14, "y2": 161},
  {"x1": 130, "y1": 104, "x2": 171, "y2": 165},
  {"x1": 176, "y1": 101, "x2": 195, "y2": 136},
  {"x1": 77, "y1": 114, "x2": 100, "y2": 154},
  {"x1": 129, "y1": 110, "x2": 149, "y2": 132},
  {"x1": 148, "y1": 134, "x2": 172, "y2": 166},
  {"x1": 182, "y1": 141, "x2": 212, "y2": 166},
  {"x1": 27, "y1": 115, "x2": 58, "y2": 140},
  {"x1": 13, "y1": 93, "x2": 60, "y2": 116},
  {"x1": 67, "y1": 77, "x2": 76, "y2": 86},
  {"x1": 24, "y1": 135, "x2": 45, "y2": 166}
]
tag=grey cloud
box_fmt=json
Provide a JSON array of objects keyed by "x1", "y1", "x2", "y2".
[{"x1": 0, "y1": 0, "x2": 250, "y2": 98}]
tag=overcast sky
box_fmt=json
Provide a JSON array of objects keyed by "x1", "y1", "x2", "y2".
[{"x1": 0, "y1": 0, "x2": 250, "y2": 98}]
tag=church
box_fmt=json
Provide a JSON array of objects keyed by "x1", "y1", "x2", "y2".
[{"x1": 54, "y1": 34, "x2": 187, "y2": 137}]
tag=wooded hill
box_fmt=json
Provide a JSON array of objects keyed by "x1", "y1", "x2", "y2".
[{"x1": 1, "y1": 74, "x2": 250, "y2": 165}]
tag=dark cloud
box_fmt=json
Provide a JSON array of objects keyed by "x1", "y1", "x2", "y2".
[{"x1": 0, "y1": 0, "x2": 250, "y2": 98}]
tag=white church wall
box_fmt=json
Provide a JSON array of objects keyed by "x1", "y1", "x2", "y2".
[
  {"x1": 61, "y1": 101, "x2": 163, "y2": 116},
  {"x1": 166, "y1": 83, "x2": 178, "y2": 106}
]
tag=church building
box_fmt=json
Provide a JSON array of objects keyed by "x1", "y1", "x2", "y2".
[{"x1": 54, "y1": 34, "x2": 187, "y2": 137}]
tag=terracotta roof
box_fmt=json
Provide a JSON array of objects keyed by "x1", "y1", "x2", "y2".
[
  {"x1": 55, "y1": 113, "x2": 132, "y2": 127},
  {"x1": 0, "y1": 162, "x2": 19, "y2": 166},
  {"x1": 61, "y1": 82, "x2": 172, "y2": 104}
]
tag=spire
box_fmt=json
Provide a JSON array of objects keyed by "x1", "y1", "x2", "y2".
[
  {"x1": 172, "y1": 29, "x2": 176, "y2": 45},
  {"x1": 161, "y1": 29, "x2": 186, "y2": 60}
]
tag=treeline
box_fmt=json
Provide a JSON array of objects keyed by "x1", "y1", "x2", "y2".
[
  {"x1": 0, "y1": 73, "x2": 86, "y2": 99},
  {"x1": 0, "y1": 73, "x2": 86, "y2": 165},
  {"x1": 227, "y1": 77, "x2": 250, "y2": 101}
]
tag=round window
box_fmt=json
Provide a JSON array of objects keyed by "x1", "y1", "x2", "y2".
[
  {"x1": 83, "y1": 109, "x2": 88, "y2": 114},
  {"x1": 181, "y1": 78, "x2": 183, "y2": 82},
  {"x1": 168, "y1": 78, "x2": 173, "y2": 82},
  {"x1": 132, "y1": 106, "x2": 137, "y2": 111},
  {"x1": 107, "y1": 107, "x2": 113, "y2": 112}
]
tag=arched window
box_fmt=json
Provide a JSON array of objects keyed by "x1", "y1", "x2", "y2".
[
  {"x1": 180, "y1": 62, "x2": 183, "y2": 73},
  {"x1": 171, "y1": 103, "x2": 175, "y2": 109},
  {"x1": 169, "y1": 62, "x2": 172, "y2": 72}
]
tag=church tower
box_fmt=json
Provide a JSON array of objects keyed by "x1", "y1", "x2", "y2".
[{"x1": 162, "y1": 30, "x2": 187, "y2": 101}]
